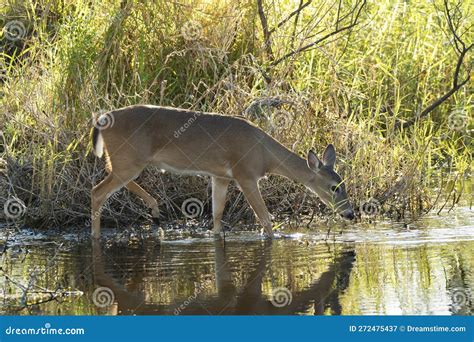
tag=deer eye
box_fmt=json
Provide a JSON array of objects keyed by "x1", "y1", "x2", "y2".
[{"x1": 331, "y1": 185, "x2": 338, "y2": 193}]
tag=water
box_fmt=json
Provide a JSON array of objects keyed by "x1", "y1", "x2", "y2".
[{"x1": 0, "y1": 208, "x2": 472, "y2": 315}]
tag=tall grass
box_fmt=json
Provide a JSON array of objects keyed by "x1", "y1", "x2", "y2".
[{"x1": 0, "y1": 0, "x2": 471, "y2": 228}]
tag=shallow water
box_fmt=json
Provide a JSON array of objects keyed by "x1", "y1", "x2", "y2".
[{"x1": 0, "y1": 208, "x2": 473, "y2": 315}]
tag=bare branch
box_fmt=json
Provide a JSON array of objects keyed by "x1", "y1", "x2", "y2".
[
  {"x1": 397, "y1": 0, "x2": 472, "y2": 130},
  {"x1": 270, "y1": 0, "x2": 366, "y2": 67},
  {"x1": 290, "y1": 0, "x2": 306, "y2": 51},
  {"x1": 335, "y1": 0, "x2": 343, "y2": 30},
  {"x1": 444, "y1": 0, "x2": 466, "y2": 53},
  {"x1": 257, "y1": 0, "x2": 274, "y2": 60},
  {"x1": 269, "y1": 0, "x2": 312, "y2": 35}
]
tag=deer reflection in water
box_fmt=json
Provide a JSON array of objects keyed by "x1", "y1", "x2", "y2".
[{"x1": 91, "y1": 239, "x2": 356, "y2": 315}]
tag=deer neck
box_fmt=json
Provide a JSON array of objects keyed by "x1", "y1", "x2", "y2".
[{"x1": 266, "y1": 140, "x2": 316, "y2": 187}]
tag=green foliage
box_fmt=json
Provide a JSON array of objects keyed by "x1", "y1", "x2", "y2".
[{"x1": 0, "y1": 0, "x2": 472, "y2": 226}]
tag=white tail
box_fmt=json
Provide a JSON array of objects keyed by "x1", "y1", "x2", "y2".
[
  {"x1": 90, "y1": 105, "x2": 354, "y2": 239},
  {"x1": 92, "y1": 128, "x2": 104, "y2": 158}
]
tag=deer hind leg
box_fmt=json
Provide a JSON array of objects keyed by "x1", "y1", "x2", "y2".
[
  {"x1": 126, "y1": 181, "x2": 160, "y2": 222},
  {"x1": 212, "y1": 177, "x2": 231, "y2": 236},
  {"x1": 236, "y1": 178, "x2": 273, "y2": 238},
  {"x1": 91, "y1": 170, "x2": 141, "y2": 239}
]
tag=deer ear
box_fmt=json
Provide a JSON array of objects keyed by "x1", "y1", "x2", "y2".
[
  {"x1": 322, "y1": 144, "x2": 336, "y2": 169},
  {"x1": 307, "y1": 150, "x2": 322, "y2": 171}
]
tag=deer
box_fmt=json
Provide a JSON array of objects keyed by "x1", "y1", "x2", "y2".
[{"x1": 90, "y1": 105, "x2": 355, "y2": 239}]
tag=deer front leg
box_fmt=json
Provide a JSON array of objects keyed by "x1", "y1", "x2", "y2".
[
  {"x1": 126, "y1": 181, "x2": 160, "y2": 222},
  {"x1": 236, "y1": 178, "x2": 273, "y2": 238},
  {"x1": 212, "y1": 177, "x2": 231, "y2": 237}
]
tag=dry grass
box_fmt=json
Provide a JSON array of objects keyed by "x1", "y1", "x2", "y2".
[{"x1": 0, "y1": 0, "x2": 471, "y2": 230}]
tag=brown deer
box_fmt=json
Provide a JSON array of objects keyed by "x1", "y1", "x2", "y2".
[{"x1": 91, "y1": 105, "x2": 354, "y2": 239}]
